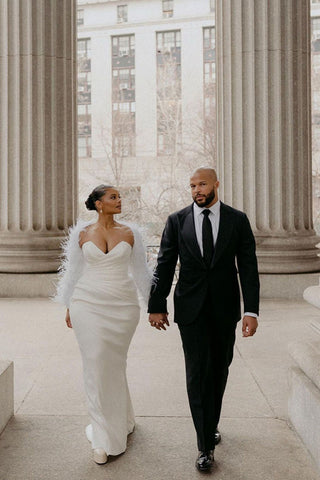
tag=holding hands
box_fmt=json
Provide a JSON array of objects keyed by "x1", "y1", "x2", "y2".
[{"x1": 149, "y1": 313, "x2": 170, "y2": 331}]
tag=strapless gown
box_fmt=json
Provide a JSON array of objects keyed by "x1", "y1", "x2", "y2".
[{"x1": 69, "y1": 240, "x2": 140, "y2": 456}]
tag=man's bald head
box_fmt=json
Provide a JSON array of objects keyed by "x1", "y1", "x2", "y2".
[
  {"x1": 191, "y1": 167, "x2": 218, "y2": 182},
  {"x1": 190, "y1": 166, "x2": 219, "y2": 208}
]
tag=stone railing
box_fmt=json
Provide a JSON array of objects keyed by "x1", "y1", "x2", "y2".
[
  {"x1": 288, "y1": 281, "x2": 320, "y2": 473},
  {"x1": 0, "y1": 360, "x2": 14, "y2": 434}
]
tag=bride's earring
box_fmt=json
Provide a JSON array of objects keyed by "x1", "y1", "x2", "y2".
[{"x1": 100, "y1": 210, "x2": 102, "y2": 213}]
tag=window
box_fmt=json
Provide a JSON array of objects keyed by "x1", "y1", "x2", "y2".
[
  {"x1": 157, "y1": 30, "x2": 180, "y2": 54},
  {"x1": 78, "y1": 114, "x2": 91, "y2": 135},
  {"x1": 312, "y1": 18, "x2": 320, "y2": 56},
  {"x1": 204, "y1": 62, "x2": 215, "y2": 85},
  {"x1": 78, "y1": 136, "x2": 91, "y2": 158},
  {"x1": 113, "y1": 68, "x2": 135, "y2": 100},
  {"x1": 204, "y1": 96, "x2": 215, "y2": 117},
  {"x1": 78, "y1": 39, "x2": 91, "y2": 57},
  {"x1": 78, "y1": 38, "x2": 91, "y2": 72},
  {"x1": 157, "y1": 131, "x2": 181, "y2": 156},
  {"x1": 78, "y1": 71, "x2": 91, "y2": 86},
  {"x1": 117, "y1": 5, "x2": 128, "y2": 23},
  {"x1": 203, "y1": 28, "x2": 215, "y2": 74},
  {"x1": 156, "y1": 30, "x2": 181, "y2": 156},
  {"x1": 77, "y1": 9, "x2": 84, "y2": 26},
  {"x1": 312, "y1": 18, "x2": 320, "y2": 40},
  {"x1": 78, "y1": 104, "x2": 91, "y2": 115},
  {"x1": 119, "y1": 103, "x2": 130, "y2": 113},
  {"x1": 77, "y1": 38, "x2": 91, "y2": 157},
  {"x1": 119, "y1": 37, "x2": 129, "y2": 56},
  {"x1": 112, "y1": 35, "x2": 136, "y2": 157},
  {"x1": 113, "y1": 135, "x2": 134, "y2": 157},
  {"x1": 203, "y1": 27, "x2": 215, "y2": 158},
  {"x1": 112, "y1": 35, "x2": 135, "y2": 57},
  {"x1": 203, "y1": 27, "x2": 215, "y2": 50},
  {"x1": 162, "y1": 0, "x2": 173, "y2": 18}
]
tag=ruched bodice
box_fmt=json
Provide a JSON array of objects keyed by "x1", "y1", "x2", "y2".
[
  {"x1": 69, "y1": 237, "x2": 140, "y2": 456},
  {"x1": 83, "y1": 240, "x2": 131, "y2": 268},
  {"x1": 71, "y1": 240, "x2": 139, "y2": 307}
]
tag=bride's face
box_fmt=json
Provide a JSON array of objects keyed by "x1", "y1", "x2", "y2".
[{"x1": 96, "y1": 188, "x2": 121, "y2": 215}]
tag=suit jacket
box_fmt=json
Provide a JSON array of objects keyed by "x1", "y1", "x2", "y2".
[{"x1": 148, "y1": 202, "x2": 260, "y2": 325}]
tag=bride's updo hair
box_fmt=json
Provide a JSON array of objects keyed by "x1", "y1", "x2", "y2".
[{"x1": 85, "y1": 184, "x2": 114, "y2": 211}]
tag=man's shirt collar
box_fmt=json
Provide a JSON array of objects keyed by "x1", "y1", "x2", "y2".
[{"x1": 193, "y1": 200, "x2": 221, "y2": 216}]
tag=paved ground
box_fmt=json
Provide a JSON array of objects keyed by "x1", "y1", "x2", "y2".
[{"x1": 0, "y1": 297, "x2": 320, "y2": 480}]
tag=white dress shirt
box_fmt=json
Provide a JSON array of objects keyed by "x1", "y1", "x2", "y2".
[
  {"x1": 193, "y1": 200, "x2": 220, "y2": 255},
  {"x1": 192, "y1": 201, "x2": 257, "y2": 319}
]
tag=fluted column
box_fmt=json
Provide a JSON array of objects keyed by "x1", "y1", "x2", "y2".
[
  {"x1": 216, "y1": 0, "x2": 320, "y2": 273},
  {"x1": 0, "y1": 0, "x2": 77, "y2": 272}
]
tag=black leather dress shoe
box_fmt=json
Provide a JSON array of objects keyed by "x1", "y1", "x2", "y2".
[
  {"x1": 195, "y1": 450, "x2": 214, "y2": 472},
  {"x1": 214, "y1": 428, "x2": 221, "y2": 445}
]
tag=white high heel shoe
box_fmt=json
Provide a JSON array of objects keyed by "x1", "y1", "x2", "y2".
[
  {"x1": 93, "y1": 448, "x2": 108, "y2": 465},
  {"x1": 86, "y1": 425, "x2": 108, "y2": 465}
]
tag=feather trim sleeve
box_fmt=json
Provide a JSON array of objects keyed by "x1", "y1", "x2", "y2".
[
  {"x1": 127, "y1": 224, "x2": 154, "y2": 305},
  {"x1": 53, "y1": 219, "x2": 94, "y2": 308}
]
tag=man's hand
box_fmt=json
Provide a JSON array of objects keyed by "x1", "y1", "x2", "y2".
[
  {"x1": 65, "y1": 309, "x2": 72, "y2": 329},
  {"x1": 149, "y1": 313, "x2": 170, "y2": 331},
  {"x1": 242, "y1": 315, "x2": 258, "y2": 337}
]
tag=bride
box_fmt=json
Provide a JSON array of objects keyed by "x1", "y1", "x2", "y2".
[{"x1": 54, "y1": 184, "x2": 152, "y2": 465}]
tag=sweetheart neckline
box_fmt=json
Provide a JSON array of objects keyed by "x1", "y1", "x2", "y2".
[{"x1": 82, "y1": 240, "x2": 132, "y2": 255}]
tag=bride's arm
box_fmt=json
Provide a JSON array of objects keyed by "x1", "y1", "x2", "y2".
[
  {"x1": 129, "y1": 226, "x2": 154, "y2": 305},
  {"x1": 53, "y1": 221, "x2": 88, "y2": 308}
]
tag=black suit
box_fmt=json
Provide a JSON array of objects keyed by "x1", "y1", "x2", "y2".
[{"x1": 148, "y1": 202, "x2": 260, "y2": 451}]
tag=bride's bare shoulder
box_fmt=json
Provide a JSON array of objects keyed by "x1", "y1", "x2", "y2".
[
  {"x1": 79, "y1": 224, "x2": 99, "y2": 247},
  {"x1": 116, "y1": 223, "x2": 135, "y2": 244}
]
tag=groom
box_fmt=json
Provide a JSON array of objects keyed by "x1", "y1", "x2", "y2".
[{"x1": 148, "y1": 167, "x2": 259, "y2": 472}]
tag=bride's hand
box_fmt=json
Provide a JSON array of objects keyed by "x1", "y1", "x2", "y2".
[
  {"x1": 149, "y1": 313, "x2": 169, "y2": 331},
  {"x1": 65, "y1": 309, "x2": 72, "y2": 328}
]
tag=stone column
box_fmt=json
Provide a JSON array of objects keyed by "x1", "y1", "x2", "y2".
[
  {"x1": 0, "y1": 0, "x2": 77, "y2": 273},
  {"x1": 216, "y1": 0, "x2": 320, "y2": 273}
]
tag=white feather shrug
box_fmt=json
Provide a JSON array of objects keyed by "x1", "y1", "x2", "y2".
[{"x1": 54, "y1": 219, "x2": 154, "y2": 309}]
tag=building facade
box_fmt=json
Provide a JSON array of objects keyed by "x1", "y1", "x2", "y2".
[
  {"x1": 76, "y1": 0, "x2": 214, "y2": 226},
  {"x1": 76, "y1": 0, "x2": 320, "y2": 237}
]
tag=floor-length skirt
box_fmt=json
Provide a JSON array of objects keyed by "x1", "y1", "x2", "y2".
[{"x1": 70, "y1": 298, "x2": 140, "y2": 455}]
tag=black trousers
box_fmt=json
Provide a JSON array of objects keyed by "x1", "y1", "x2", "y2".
[{"x1": 178, "y1": 297, "x2": 236, "y2": 451}]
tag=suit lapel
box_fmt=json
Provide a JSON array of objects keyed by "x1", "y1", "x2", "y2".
[
  {"x1": 212, "y1": 202, "x2": 234, "y2": 267},
  {"x1": 180, "y1": 204, "x2": 204, "y2": 266}
]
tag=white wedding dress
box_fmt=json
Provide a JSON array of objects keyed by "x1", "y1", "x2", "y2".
[{"x1": 69, "y1": 240, "x2": 140, "y2": 456}]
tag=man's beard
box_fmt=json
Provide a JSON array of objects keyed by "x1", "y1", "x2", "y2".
[{"x1": 194, "y1": 189, "x2": 215, "y2": 207}]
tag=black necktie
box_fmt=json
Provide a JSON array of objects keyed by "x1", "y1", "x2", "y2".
[{"x1": 202, "y1": 209, "x2": 214, "y2": 266}]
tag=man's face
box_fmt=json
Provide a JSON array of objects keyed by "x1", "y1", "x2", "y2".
[{"x1": 190, "y1": 172, "x2": 219, "y2": 208}]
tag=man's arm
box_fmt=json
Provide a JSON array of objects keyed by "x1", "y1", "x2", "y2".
[
  {"x1": 236, "y1": 214, "x2": 260, "y2": 337},
  {"x1": 148, "y1": 214, "x2": 179, "y2": 315}
]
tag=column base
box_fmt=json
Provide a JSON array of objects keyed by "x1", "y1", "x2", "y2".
[
  {"x1": 260, "y1": 273, "x2": 320, "y2": 299},
  {"x1": 0, "y1": 272, "x2": 318, "y2": 299},
  {"x1": 256, "y1": 234, "x2": 320, "y2": 273},
  {"x1": 0, "y1": 273, "x2": 58, "y2": 297},
  {"x1": 0, "y1": 233, "x2": 64, "y2": 273}
]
